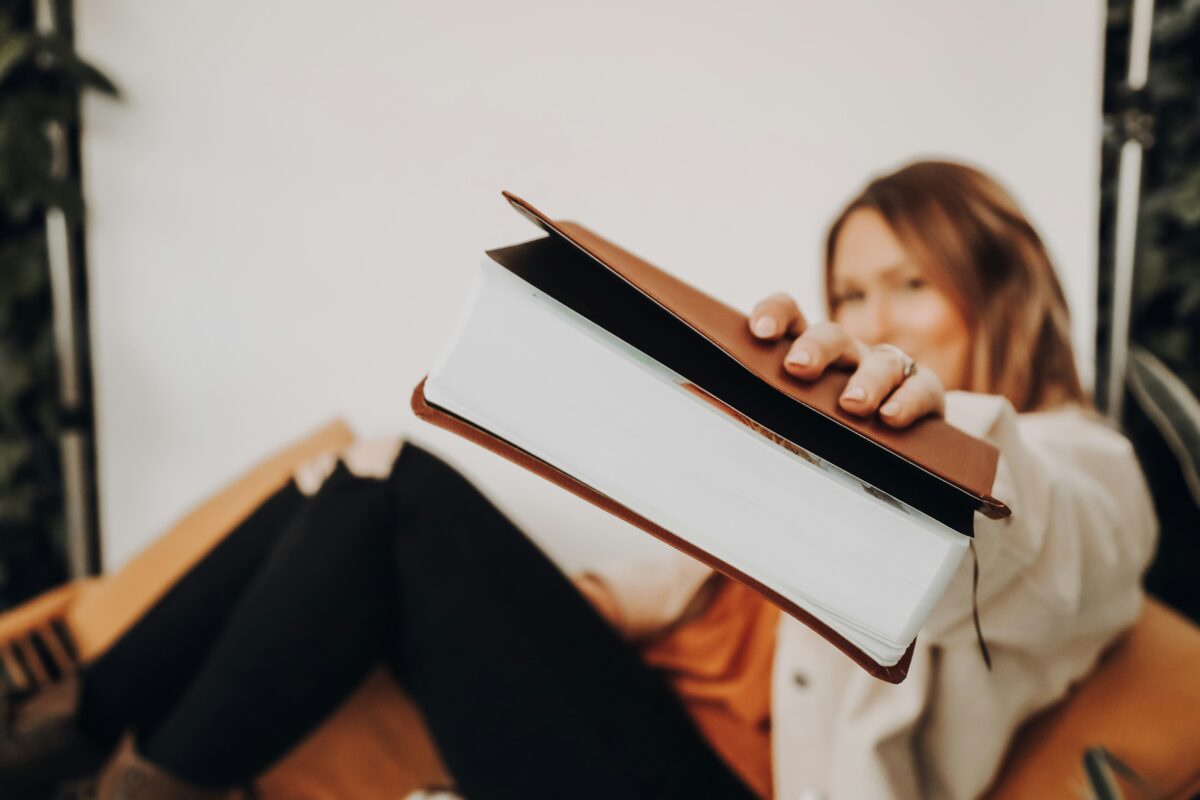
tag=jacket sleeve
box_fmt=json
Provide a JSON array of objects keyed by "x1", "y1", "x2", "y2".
[
  {"x1": 574, "y1": 546, "x2": 716, "y2": 642},
  {"x1": 920, "y1": 391, "x2": 1159, "y2": 649}
]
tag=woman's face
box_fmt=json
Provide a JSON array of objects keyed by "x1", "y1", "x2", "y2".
[{"x1": 828, "y1": 208, "x2": 972, "y2": 392}]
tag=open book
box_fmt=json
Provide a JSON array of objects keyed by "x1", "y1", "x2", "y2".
[{"x1": 412, "y1": 193, "x2": 1010, "y2": 683}]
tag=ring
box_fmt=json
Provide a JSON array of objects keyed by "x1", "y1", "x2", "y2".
[{"x1": 871, "y1": 343, "x2": 917, "y2": 379}]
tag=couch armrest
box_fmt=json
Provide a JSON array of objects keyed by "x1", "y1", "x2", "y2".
[{"x1": 987, "y1": 597, "x2": 1200, "y2": 800}]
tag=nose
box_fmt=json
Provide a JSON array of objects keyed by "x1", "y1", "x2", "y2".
[{"x1": 854, "y1": 296, "x2": 894, "y2": 347}]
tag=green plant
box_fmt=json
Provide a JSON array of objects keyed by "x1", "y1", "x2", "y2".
[
  {"x1": 0, "y1": 0, "x2": 114, "y2": 609},
  {"x1": 1131, "y1": 0, "x2": 1200, "y2": 392}
]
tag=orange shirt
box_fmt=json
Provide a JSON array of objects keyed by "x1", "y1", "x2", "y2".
[{"x1": 638, "y1": 575, "x2": 781, "y2": 800}]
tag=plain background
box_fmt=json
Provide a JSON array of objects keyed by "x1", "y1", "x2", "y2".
[{"x1": 78, "y1": 2, "x2": 1105, "y2": 571}]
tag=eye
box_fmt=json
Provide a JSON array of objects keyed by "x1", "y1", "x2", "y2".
[
  {"x1": 834, "y1": 289, "x2": 865, "y2": 306},
  {"x1": 902, "y1": 277, "x2": 928, "y2": 291}
]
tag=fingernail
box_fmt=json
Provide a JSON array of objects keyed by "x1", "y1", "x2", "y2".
[
  {"x1": 786, "y1": 349, "x2": 812, "y2": 367},
  {"x1": 752, "y1": 316, "x2": 777, "y2": 337},
  {"x1": 843, "y1": 386, "x2": 866, "y2": 402},
  {"x1": 881, "y1": 401, "x2": 900, "y2": 416}
]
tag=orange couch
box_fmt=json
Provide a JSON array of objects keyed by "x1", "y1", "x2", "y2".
[{"x1": 1, "y1": 421, "x2": 1198, "y2": 799}]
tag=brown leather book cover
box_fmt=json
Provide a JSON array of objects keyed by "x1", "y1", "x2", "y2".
[
  {"x1": 410, "y1": 192, "x2": 1010, "y2": 684},
  {"x1": 502, "y1": 191, "x2": 1008, "y2": 521}
]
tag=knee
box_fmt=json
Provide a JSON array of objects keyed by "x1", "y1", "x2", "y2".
[{"x1": 388, "y1": 442, "x2": 493, "y2": 518}]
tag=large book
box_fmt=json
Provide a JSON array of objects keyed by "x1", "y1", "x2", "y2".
[{"x1": 412, "y1": 192, "x2": 1010, "y2": 684}]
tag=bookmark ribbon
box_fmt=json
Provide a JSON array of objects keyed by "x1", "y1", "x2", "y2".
[{"x1": 970, "y1": 540, "x2": 992, "y2": 671}]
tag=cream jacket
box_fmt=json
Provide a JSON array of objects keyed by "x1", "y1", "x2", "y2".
[{"x1": 582, "y1": 392, "x2": 1159, "y2": 800}]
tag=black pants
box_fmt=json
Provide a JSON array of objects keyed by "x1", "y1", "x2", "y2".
[{"x1": 78, "y1": 442, "x2": 757, "y2": 799}]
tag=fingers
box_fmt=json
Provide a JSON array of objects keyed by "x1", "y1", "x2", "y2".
[
  {"x1": 838, "y1": 346, "x2": 911, "y2": 415},
  {"x1": 749, "y1": 293, "x2": 807, "y2": 340},
  {"x1": 876, "y1": 367, "x2": 945, "y2": 428},
  {"x1": 837, "y1": 348, "x2": 944, "y2": 426},
  {"x1": 747, "y1": 293, "x2": 942, "y2": 428},
  {"x1": 784, "y1": 321, "x2": 866, "y2": 379}
]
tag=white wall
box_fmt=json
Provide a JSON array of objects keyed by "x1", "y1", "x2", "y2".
[{"x1": 78, "y1": 1, "x2": 1105, "y2": 571}]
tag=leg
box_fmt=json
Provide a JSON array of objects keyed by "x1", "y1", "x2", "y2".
[
  {"x1": 137, "y1": 461, "x2": 397, "y2": 787},
  {"x1": 80, "y1": 482, "x2": 308, "y2": 748},
  {"x1": 386, "y1": 444, "x2": 758, "y2": 800},
  {"x1": 96, "y1": 440, "x2": 757, "y2": 797}
]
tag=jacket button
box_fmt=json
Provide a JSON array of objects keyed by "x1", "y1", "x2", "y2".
[{"x1": 792, "y1": 671, "x2": 809, "y2": 688}]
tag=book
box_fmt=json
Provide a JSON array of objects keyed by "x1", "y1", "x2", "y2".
[{"x1": 411, "y1": 192, "x2": 1010, "y2": 683}]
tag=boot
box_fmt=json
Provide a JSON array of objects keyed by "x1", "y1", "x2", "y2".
[
  {"x1": 92, "y1": 735, "x2": 249, "y2": 800},
  {"x1": 0, "y1": 673, "x2": 110, "y2": 799}
]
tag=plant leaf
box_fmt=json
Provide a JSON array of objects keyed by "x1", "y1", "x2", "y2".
[{"x1": 0, "y1": 33, "x2": 34, "y2": 86}]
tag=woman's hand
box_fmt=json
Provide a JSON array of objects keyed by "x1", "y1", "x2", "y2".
[{"x1": 748, "y1": 292, "x2": 945, "y2": 428}]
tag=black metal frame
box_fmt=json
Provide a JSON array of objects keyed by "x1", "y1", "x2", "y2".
[
  {"x1": 1096, "y1": 0, "x2": 1156, "y2": 420},
  {"x1": 47, "y1": 0, "x2": 103, "y2": 575}
]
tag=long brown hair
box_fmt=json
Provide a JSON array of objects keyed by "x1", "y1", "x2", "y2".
[{"x1": 824, "y1": 160, "x2": 1087, "y2": 413}]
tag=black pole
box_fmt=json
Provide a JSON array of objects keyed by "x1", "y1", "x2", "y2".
[{"x1": 46, "y1": 0, "x2": 103, "y2": 575}]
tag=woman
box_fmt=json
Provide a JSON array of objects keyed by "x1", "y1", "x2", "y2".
[
  {"x1": 7, "y1": 160, "x2": 1157, "y2": 800},
  {"x1": 581, "y1": 161, "x2": 1158, "y2": 798}
]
